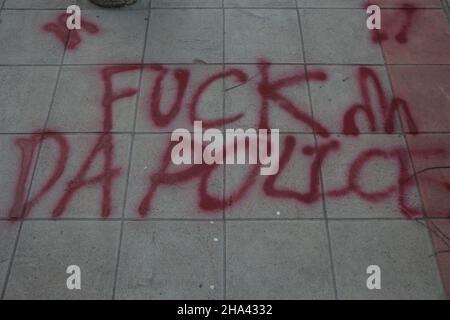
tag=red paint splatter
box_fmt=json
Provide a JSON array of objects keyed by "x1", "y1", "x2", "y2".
[
  {"x1": 368, "y1": 2, "x2": 417, "y2": 44},
  {"x1": 43, "y1": 13, "x2": 100, "y2": 51}
]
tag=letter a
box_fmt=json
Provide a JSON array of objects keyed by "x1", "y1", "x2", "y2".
[
  {"x1": 366, "y1": 5, "x2": 381, "y2": 30},
  {"x1": 66, "y1": 5, "x2": 81, "y2": 30},
  {"x1": 66, "y1": 265, "x2": 81, "y2": 290},
  {"x1": 366, "y1": 265, "x2": 381, "y2": 290},
  {"x1": 171, "y1": 129, "x2": 192, "y2": 165}
]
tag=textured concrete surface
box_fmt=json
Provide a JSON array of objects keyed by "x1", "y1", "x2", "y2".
[
  {"x1": 329, "y1": 220, "x2": 446, "y2": 299},
  {"x1": 224, "y1": 65, "x2": 313, "y2": 132},
  {"x1": 225, "y1": 9, "x2": 303, "y2": 63},
  {"x1": 146, "y1": 9, "x2": 223, "y2": 63},
  {"x1": 48, "y1": 66, "x2": 140, "y2": 132},
  {"x1": 3, "y1": 0, "x2": 74, "y2": 9},
  {"x1": 0, "y1": 0, "x2": 449, "y2": 300},
  {"x1": 300, "y1": 9, "x2": 385, "y2": 64},
  {"x1": 116, "y1": 221, "x2": 223, "y2": 299},
  {"x1": 319, "y1": 134, "x2": 422, "y2": 219},
  {"x1": 0, "y1": 11, "x2": 65, "y2": 64},
  {"x1": 4, "y1": 221, "x2": 120, "y2": 299},
  {"x1": 226, "y1": 221, "x2": 334, "y2": 299},
  {"x1": 0, "y1": 67, "x2": 59, "y2": 133}
]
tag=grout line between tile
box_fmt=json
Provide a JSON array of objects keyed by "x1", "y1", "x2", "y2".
[
  {"x1": 111, "y1": 0, "x2": 152, "y2": 301},
  {"x1": 296, "y1": 4, "x2": 338, "y2": 300}
]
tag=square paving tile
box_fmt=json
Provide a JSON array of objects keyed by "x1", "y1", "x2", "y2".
[
  {"x1": 320, "y1": 134, "x2": 422, "y2": 219},
  {"x1": 124, "y1": 134, "x2": 224, "y2": 219},
  {"x1": 224, "y1": 64, "x2": 315, "y2": 133},
  {"x1": 135, "y1": 64, "x2": 224, "y2": 133},
  {"x1": 26, "y1": 134, "x2": 131, "y2": 219},
  {"x1": 4, "y1": 220, "x2": 120, "y2": 300},
  {"x1": 0, "y1": 66, "x2": 59, "y2": 133},
  {"x1": 226, "y1": 221, "x2": 334, "y2": 299},
  {"x1": 329, "y1": 220, "x2": 446, "y2": 299},
  {"x1": 388, "y1": 65, "x2": 450, "y2": 133},
  {"x1": 115, "y1": 221, "x2": 223, "y2": 299},
  {"x1": 224, "y1": 134, "x2": 325, "y2": 219},
  {"x1": 63, "y1": 10, "x2": 148, "y2": 64},
  {"x1": 48, "y1": 66, "x2": 141, "y2": 132},
  {"x1": 308, "y1": 65, "x2": 401, "y2": 134},
  {"x1": 225, "y1": 9, "x2": 303, "y2": 63},
  {"x1": 145, "y1": 9, "x2": 223, "y2": 64},
  {"x1": 300, "y1": 9, "x2": 384, "y2": 64},
  {"x1": 0, "y1": 10, "x2": 66, "y2": 64}
]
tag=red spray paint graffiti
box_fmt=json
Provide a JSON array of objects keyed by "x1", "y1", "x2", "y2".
[
  {"x1": 7, "y1": 8, "x2": 450, "y2": 221},
  {"x1": 9, "y1": 131, "x2": 69, "y2": 220},
  {"x1": 368, "y1": 2, "x2": 418, "y2": 44},
  {"x1": 8, "y1": 61, "x2": 450, "y2": 220},
  {"x1": 43, "y1": 13, "x2": 100, "y2": 51},
  {"x1": 9, "y1": 66, "x2": 141, "y2": 219},
  {"x1": 2, "y1": 5, "x2": 442, "y2": 300},
  {"x1": 342, "y1": 66, "x2": 418, "y2": 135}
]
